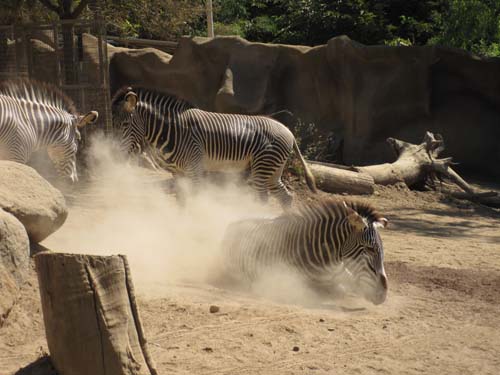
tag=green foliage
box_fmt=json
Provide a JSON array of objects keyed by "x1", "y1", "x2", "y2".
[
  {"x1": 290, "y1": 119, "x2": 338, "y2": 161},
  {"x1": 211, "y1": 0, "x2": 449, "y2": 46},
  {"x1": 384, "y1": 37, "x2": 413, "y2": 46},
  {"x1": 2, "y1": 0, "x2": 499, "y2": 58},
  {"x1": 429, "y1": 0, "x2": 500, "y2": 56},
  {"x1": 97, "y1": 0, "x2": 205, "y2": 40},
  {"x1": 211, "y1": 0, "x2": 498, "y2": 56},
  {"x1": 213, "y1": 21, "x2": 245, "y2": 36},
  {"x1": 0, "y1": 0, "x2": 56, "y2": 23},
  {"x1": 0, "y1": 0, "x2": 205, "y2": 41},
  {"x1": 245, "y1": 15, "x2": 279, "y2": 41}
]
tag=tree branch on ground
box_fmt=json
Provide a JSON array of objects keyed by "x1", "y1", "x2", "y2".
[{"x1": 306, "y1": 131, "x2": 499, "y2": 208}]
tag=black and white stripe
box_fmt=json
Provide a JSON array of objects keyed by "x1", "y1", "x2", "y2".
[
  {"x1": 0, "y1": 80, "x2": 98, "y2": 182},
  {"x1": 221, "y1": 198, "x2": 389, "y2": 304},
  {"x1": 112, "y1": 87, "x2": 316, "y2": 206}
]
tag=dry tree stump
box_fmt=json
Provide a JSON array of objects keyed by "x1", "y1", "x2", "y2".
[{"x1": 35, "y1": 252, "x2": 157, "y2": 375}]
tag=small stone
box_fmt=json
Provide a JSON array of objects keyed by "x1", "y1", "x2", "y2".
[
  {"x1": 209, "y1": 305, "x2": 220, "y2": 313},
  {"x1": 327, "y1": 328, "x2": 335, "y2": 332},
  {"x1": 319, "y1": 318, "x2": 325, "y2": 322},
  {"x1": 382, "y1": 324, "x2": 388, "y2": 329},
  {"x1": 292, "y1": 346, "x2": 300, "y2": 352},
  {"x1": 202, "y1": 347, "x2": 213, "y2": 352}
]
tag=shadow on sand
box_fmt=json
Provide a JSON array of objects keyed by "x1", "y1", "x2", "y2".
[{"x1": 14, "y1": 356, "x2": 56, "y2": 375}]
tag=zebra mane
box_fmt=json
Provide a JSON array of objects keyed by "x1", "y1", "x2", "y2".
[
  {"x1": 111, "y1": 85, "x2": 194, "y2": 109},
  {"x1": 0, "y1": 79, "x2": 77, "y2": 115},
  {"x1": 343, "y1": 200, "x2": 384, "y2": 223},
  {"x1": 294, "y1": 198, "x2": 384, "y2": 224}
]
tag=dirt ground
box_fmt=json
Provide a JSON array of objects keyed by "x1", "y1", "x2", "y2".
[{"x1": 1, "y1": 174, "x2": 499, "y2": 375}]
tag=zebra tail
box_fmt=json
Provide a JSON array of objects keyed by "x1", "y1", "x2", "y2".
[{"x1": 293, "y1": 140, "x2": 318, "y2": 193}]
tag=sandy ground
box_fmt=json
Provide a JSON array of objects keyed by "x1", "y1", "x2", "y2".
[{"x1": 1, "y1": 171, "x2": 499, "y2": 375}]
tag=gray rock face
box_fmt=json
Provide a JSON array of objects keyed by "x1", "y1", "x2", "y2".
[
  {"x1": 109, "y1": 35, "x2": 500, "y2": 178},
  {"x1": 0, "y1": 161, "x2": 68, "y2": 242},
  {"x1": 0, "y1": 208, "x2": 29, "y2": 325}
]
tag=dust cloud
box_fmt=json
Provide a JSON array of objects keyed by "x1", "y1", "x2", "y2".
[
  {"x1": 42, "y1": 134, "x2": 372, "y2": 307},
  {"x1": 42, "y1": 134, "x2": 279, "y2": 294}
]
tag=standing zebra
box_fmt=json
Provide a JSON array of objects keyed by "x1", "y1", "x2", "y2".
[
  {"x1": 111, "y1": 87, "x2": 316, "y2": 206},
  {"x1": 0, "y1": 80, "x2": 98, "y2": 182},
  {"x1": 220, "y1": 198, "x2": 389, "y2": 305}
]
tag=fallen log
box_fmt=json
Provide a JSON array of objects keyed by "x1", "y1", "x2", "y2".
[
  {"x1": 357, "y1": 132, "x2": 498, "y2": 206},
  {"x1": 35, "y1": 252, "x2": 158, "y2": 375},
  {"x1": 355, "y1": 133, "x2": 440, "y2": 186},
  {"x1": 307, "y1": 161, "x2": 375, "y2": 195},
  {"x1": 305, "y1": 132, "x2": 498, "y2": 207}
]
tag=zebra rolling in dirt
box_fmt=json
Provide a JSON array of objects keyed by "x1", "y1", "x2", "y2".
[
  {"x1": 0, "y1": 80, "x2": 98, "y2": 182},
  {"x1": 220, "y1": 198, "x2": 389, "y2": 305},
  {"x1": 111, "y1": 86, "x2": 316, "y2": 206}
]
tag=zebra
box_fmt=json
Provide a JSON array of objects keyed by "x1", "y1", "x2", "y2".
[
  {"x1": 219, "y1": 198, "x2": 389, "y2": 305},
  {"x1": 111, "y1": 86, "x2": 317, "y2": 206},
  {"x1": 0, "y1": 79, "x2": 98, "y2": 182}
]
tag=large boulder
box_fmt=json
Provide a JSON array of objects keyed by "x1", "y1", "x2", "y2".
[
  {"x1": 0, "y1": 161, "x2": 68, "y2": 242},
  {"x1": 0, "y1": 208, "x2": 29, "y2": 325}
]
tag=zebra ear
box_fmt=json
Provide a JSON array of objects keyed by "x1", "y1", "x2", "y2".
[
  {"x1": 77, "y1": 111, "x2": 98, "y2": 128},
  {"x1": 124, "y1": 91, "x2": 138, "y2": 112},
  {"x1": 374, "y1": 218, "x2": 388, "y2": 229}
]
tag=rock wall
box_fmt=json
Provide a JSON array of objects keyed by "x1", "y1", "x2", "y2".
[
  {"x1": 5, "y1": 35, "x2": 499, "y2": 177},
  {"x1": 109, "y1": 36, "x2": 500, "y2": 178}
]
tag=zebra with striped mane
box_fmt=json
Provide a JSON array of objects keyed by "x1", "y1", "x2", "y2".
[
  {"x1": 111, "y1": 86, "x2": 316, "y2": 207},
  {"x1": 220, "y1": 198, "x2": 389, "y2": 304},
  {"x1": 0, "y1": 79, "x2": 98, "y2": 182}
]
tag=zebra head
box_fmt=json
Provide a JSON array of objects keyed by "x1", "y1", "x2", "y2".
[
  {"x1": 342, "y1": 202, "x2": 388, "y2": 305},
  {"x1": 47, "y1": 111, "x2": 98, "y2": 183},
  {"x1": 112, "y1": 89, "x2": 144, "y2": 155}
]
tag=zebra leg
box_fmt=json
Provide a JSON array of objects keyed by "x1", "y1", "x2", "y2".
[
  {"x1": 175, "y1": 161, "x2": 204, "y2": 206},
  {"x1": 271, "y1": 180, "x2": 293, "y2": 208},
  {"x1": 173, "y1": 176, "x2": 187, "y2": 207},
  {"x1": 267, "y1": 160, "x2": 293, "y2": 208},
  {"x1": 251, "y1": 146, "x2": 293, "y2": 208},
  {"x1": 249, "y1": 169, "x2": 270, "y2": 203}
]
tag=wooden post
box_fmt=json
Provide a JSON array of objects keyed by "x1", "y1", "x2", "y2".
[
  {"x1": 35, "y1": 252, "x2": 158, "y2": 375},
  {"x1": 206, "y1": 0, "x2": 214, "y2": 38}
]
